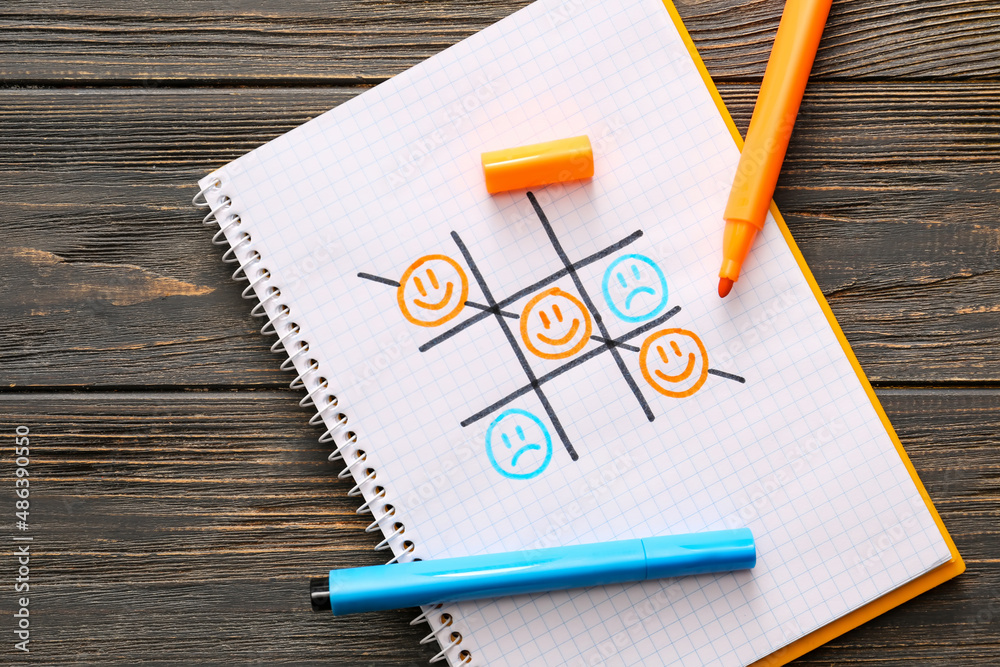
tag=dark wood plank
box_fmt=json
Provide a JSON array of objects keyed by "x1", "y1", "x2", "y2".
[
  {"x1": 0, "y1": 391, "x2": 440, "y2": 664},
  {"x1": 0, "y1": 89, "x2": 360, "y2": 388},
  {"x1": 1, "y1": 84, "x2": 998, "y2": 387},
  {"x1": 2, "y1": 1, "x2": 994, "y2": 665},
  {"x1": 0, "y1": 388, "x2": 994, "y2": 664},
  {"x1": 0, "y1": 0, "x2": 999, "y2": 84}
]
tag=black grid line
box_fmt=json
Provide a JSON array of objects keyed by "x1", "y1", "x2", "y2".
[
  {"x1": 450, "y1": 230, "x2": 579, "y2": 461},
  {"x1": 416, "y1": 229, "x2": 643, "y2": 353},
  {"x1": 708, "y1": 368, "x2": 746, "y2": 383},
  {"x1": 358, "y1": 273, "x2": 520, "y2": 318},
  {"x1": 461, "y1": 305, "x2": 682, "y2": 426},
  {"x1": 527, "y1": 192, "x2": 654, "y2": 422},
  {"x1": 359, "y1": 272, "x2": 641, "y2": 349}
]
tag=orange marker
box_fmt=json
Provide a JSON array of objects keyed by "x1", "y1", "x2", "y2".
[
  {"x1": 718, "y1": 0, "x2": 831, "y2": 298},
  {"x1": 482, "y1": 135, "x2": 593, "y2": 194}
]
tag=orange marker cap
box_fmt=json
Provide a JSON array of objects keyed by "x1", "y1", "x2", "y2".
[{"x1": 482, "y1": 135, "x2": 594, "y2": 195}]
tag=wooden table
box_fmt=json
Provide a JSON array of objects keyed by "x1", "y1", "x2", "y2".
[{"x1": 2, "y1": 0, "x2": 998, "y2": 664}]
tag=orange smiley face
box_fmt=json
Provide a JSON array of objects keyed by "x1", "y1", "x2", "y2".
[
  {"x1": 520, "y1": 287, "x2": 593, "y2": 360},
  {"x1": 397, "y1": 255, "x2": 469, "y2": 327},
  {"x1": 639, "y1": 328, "x2": 709, "y2": 398}
]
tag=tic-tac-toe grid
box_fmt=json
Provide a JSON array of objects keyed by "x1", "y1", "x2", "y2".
[
  {"x1": 360, "y1": 191, "x2": 752, "y2": 464},
  {"x1": 199, "y1": 0, "x2": 956, "y2": 664},
  {"x1": 364, "y1": 192, "x2": 691, "y2": 461}
]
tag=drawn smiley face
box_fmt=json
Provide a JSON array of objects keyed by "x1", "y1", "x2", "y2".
[
  {"x1": 602, "y1": 254, "x2": 668, "y2": 323},
  {"x1": 397, "y1": 255, "x2": 469, "y2": 327},
  {"x1": 485, "y1": 408, "x2": 553, "y2": 479},
  {"x1": 520, "y1": 287, "x2": 593, "y2": 360},
  {"x1": 639, "y1": 328, "x2": 709, "y2": 398}
]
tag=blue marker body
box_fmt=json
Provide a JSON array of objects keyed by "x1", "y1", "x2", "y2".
[{"x1": 322, "y1": 529, "x2": 755, "y2": 615}]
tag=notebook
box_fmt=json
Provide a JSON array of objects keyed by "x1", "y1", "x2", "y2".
[{"x1": 194, "y1": 0, "x2": 963, "y2": 664}]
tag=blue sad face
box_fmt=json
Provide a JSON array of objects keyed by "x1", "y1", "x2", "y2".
[
  {"x1": 602, "y1": 254, "x2": 668, "y2": 323},
  {"x1": 485, "y1": 409, "x2": 553, "y2": 480}
]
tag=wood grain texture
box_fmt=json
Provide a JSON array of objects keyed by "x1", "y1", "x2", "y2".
[
  {"x1": 0, "y1": 393, "x2": 440, "y2": 665},
  {"x1": 2, "y1": 0, "x2": 997, "y2": 664},
  {"x1": 2, "y1": 84, "x2": 998, "y2": 387},
  {"x1": 0, "y1": 389, "x2": 995, "y2": 665},
  {"x1": 1, "y1": 0, "x2": 999, "y2": 83}
]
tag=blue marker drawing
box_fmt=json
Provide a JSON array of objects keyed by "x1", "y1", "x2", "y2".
[
  {"x1": 601, "y1": 253, "x2": 668, "y2": 323},
  {"x1": 485, "y1": 409, "x2": 553, "y2": 480}
]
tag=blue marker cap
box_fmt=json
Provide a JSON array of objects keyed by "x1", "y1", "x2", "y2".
[{"x1": 310, "y1": 528, "x2": 755, "y2": 615}]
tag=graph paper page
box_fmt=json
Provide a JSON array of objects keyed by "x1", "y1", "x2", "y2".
[{"x1": 200, "y1": 0, "x2": 952, "y2": 664}]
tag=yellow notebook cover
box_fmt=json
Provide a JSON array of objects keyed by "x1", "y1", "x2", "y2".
[{"x1": 658, "y1": 1, "x2": 965, "y2": 663}]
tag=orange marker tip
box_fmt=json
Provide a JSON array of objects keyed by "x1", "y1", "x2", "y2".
[{"x1": 718, "y1": 277, "x2": 734, "y2": 298}]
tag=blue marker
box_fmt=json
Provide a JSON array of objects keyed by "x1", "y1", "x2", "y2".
[{"x1": 310, "y1": 529, "x2": 755, "y2": 615}]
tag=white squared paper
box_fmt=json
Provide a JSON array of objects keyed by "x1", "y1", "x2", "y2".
[{"x1": 200, "y1": 1, "x2": 952, "y2": 664}]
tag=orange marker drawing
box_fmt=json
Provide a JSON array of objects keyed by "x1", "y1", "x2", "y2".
[
  {"x1": 481, "y1": 136, "x2": 594, "y2": 195},
  {"x1": 718, "y1": 0, "x2": 832, "y2": 297},
  {"x1": 520, "y1": 287, "x2": 592, "y2": 360},
  {"x1": 397, "y1": 255, "x2": 469, "y2": 327},
  {"x1": 639, "y1": 329, "x2": 709, "y2": 398}
]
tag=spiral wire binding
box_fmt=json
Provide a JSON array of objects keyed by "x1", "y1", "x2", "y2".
[{"x1": 195, "y1": 176, "x2": 471, "y2": 666}]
